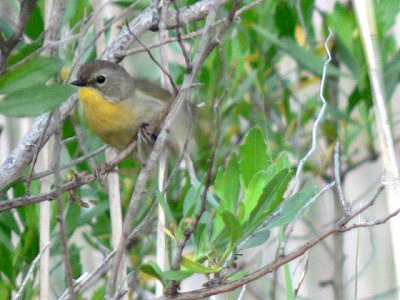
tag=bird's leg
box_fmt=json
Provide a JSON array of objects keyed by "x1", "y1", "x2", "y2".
[{"x1": 139, "y1": 124, "x2": 158, "y2": 145}]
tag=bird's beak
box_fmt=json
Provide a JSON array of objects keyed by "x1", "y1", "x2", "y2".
[{"x1": 70, "y1": 79, "x2": 86, "y2": 87}]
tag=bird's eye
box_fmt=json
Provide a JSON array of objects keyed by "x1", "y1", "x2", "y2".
[{"x1": 96, "y1": 76, "x2": 106, "y2": 84}]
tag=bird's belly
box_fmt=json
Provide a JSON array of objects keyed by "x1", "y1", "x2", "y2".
[{"x1": 78, "y1": 87, "x2": 138, "y2": 149}]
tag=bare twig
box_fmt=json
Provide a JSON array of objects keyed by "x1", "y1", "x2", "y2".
[
  {"x1": 0, "y1": 141, "x2": 136, "y2": 212},
  {"x1": 334, "y1": 141, "x2": 350, "y2": 214},
  {"x1": 171, "y1": 0, "x2": 192, "y2": 72},
  {"x1": 294, "y1": 253, "x2": 309, "y2": 298},
  {"x1": 124, "y1": 22, "x2": 178, "y2": 94},
  {"x1": 288, "y1": 28, "x2": 333, "y2": 195},
  {"x1": 15, "y1": 145, "x2": 107, "y2": 184}
]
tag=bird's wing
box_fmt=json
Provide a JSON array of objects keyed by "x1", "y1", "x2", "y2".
[{"x1": 133, "y1": 78, "x2": 172, "y2": 103}]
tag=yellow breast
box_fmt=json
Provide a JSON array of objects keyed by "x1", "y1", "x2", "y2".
[{"x1": 77, "y1": 87, "x2": 138, "y2": 149}]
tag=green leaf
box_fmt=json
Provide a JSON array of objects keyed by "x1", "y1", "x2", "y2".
[
  {"x1": 25, "y1": 6, "x2": 44, "y2": 40},
  {"x1": 0, "y1": 56, "x2": 64, "y2": 94},
  {"x1": 275, "y1": 1, "x2": 296, "y2": 37},
  {"x1": 241, "y1": 170, "x2": 269, "y2": 222},
  {"x1": 328, "y1": 3, "x2": 357, "y2": 61},
  {"x1": 254, "y1": 27, "x2": 342, "y2": 77},
  {"x1": 0, "y1": 211, "x2": 21, "y2": 235},
  {"x1": 214, "y1": 152, "x2": 240, "y2": 213},
  {"x1": 164, "y1": 228, "x2": 176, "y2": 241},
  {"x1": 239, "y1": 127, "x2": 270, "y2": 187},
  {"x1": 181, "y1": 256, "x2": 221, "y2": 273},
  {"x1": 163, "y1": 270, "x2": 194, "y2": 281},
  {"x1": 328, "y1": 3, "x2": 362, "y2": 77},
  {"x1": 227, "y1": 270, "x2": 249, "y2": 281},
  {"x1": 247, "y1": 167, "x2": 291, "y2": 222},
  {"x1": 375, "y1": 0, "x2": 400, "y2": 33},
  {"x1": 194, "y1": 223, "x2": 206, "y2": 253},
  {"x1": 69, "y1": 244, "x2": 82, "y2": 278},
  {"x1": 191, "y1": 179, "x2": 219, "y2": 208},
  {"x1": 267, "y1": 186, "x2": 319, "y2": 228},
  {"x1": 241, "y1": 228, "x2": 270, "y2": 249},
  {"x1": 280, "y1": 228, "x2": 295, "y2": 300},
  {"x1": 221, "y1": 210, "x2": 242, "y2": 244},
  {"x1": 157, "y1": 191, "x2": 176, "y2": 224},
  {"x1": 140, "y1": 261, "x2": 166, "y2": 286},
  {"x1": 91, "y1": 286, "x2": 106, "y2": 300},
  {"x1": 182, "y1": 185, "x2": 202, "y2": 217},
  {"x1": 0, "y1": 84, "x2": 74, "y2": 117}
]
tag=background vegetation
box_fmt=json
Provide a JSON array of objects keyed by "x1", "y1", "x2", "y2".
[{"x1": 0, "y1": 0, "x2": 399, "y2": 299}]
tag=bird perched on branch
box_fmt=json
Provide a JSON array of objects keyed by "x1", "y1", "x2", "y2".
[{"x1": 71, "y1": 60, "x2": 192, "y2": 154}]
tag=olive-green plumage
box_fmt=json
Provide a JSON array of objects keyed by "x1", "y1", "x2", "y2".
[{"x1": 71, "y1": 60, "x2": 192, "y2": 152}]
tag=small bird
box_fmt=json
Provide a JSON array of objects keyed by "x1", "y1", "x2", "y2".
[{"x1": 70, "y1": 60, "x2": 192, "y2": 153}]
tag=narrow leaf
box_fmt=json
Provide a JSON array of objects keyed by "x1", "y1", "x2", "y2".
[
  {"x1": 221, "y1": 210, "x2": 242, "y2": 244},
  {"x1": 0, "y1": 84, "x2": 74, "y2": 117},
  {"x1": 239, "y1": 127, "x2": 270, "y2": 187},
  {"x1": 163, "y1": 270, "x2": 194, "y2": 281},
  {"x1": 241, "y1": 228, "x2": 270, "y2": 250},
  {"x1": 181, "y1": 256, "x2": 221, "y2": 273},
  {"x1": 214, "y1": 152, "x2": 240, "y2": 213},
  {"x1": 0, "y1": 56, "x2": 64, "y2": 94},
  {"x1": 140, "y1": 261, "x2": 166, "y2": 286},
  {"x1": 267, "y1": 186, "x2": 318, "y2": 228}
]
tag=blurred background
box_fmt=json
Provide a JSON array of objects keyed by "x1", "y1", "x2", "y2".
[{"x1": 1, "y1": 0, "x2": 400, "y2": 299}]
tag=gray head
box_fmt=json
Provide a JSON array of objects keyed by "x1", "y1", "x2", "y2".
[{"x1": 71, "y1": 60, "x2": 135, "y2": 102}]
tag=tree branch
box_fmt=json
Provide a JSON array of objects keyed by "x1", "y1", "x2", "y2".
[{"x1": 0, "y1": 141, "x2": 136, "y2": 212}]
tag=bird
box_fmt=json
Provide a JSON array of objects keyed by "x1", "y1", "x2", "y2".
[{"x1": 70, "y1": 60, "x2": 192, "y2": 154}]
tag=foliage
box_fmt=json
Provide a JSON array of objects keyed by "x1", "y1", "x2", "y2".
[{"x1": 0, "y1": 0, "x2": 399, "y2": 298}]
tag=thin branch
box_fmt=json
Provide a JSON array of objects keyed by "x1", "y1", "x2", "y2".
[
  {"x1": 124, "y1": 22, "x2": 178, "y2": 94},
  {"x1": 334, "y1": 141, "x2": 350, "y2": 214},
  {"x1": 171, "y1": 0, "x2": 192, "y2": 72},
  {"x1": 16, "y1": 145, "x2": 107, "y2": 184},
  {"x1": 115, "y1": 0, "x2": 262, "y2": 59},
  {"x1": 294, "y1": 253, "x2": 309, "y2": 298},
  {"x1": 0, "y1": 141, "x2": 136, "y2": 212}
]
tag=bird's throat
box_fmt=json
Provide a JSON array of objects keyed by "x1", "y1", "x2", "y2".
[{"x1": 77, "y1": 87, "x2": 137, "y2": 149}]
